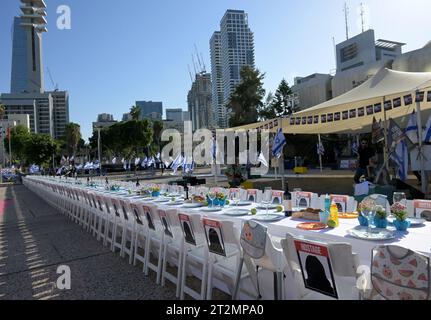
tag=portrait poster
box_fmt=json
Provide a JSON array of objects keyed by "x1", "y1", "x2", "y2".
[
  {"x1": 158, "y1": 210, "x2": 173, "y2": 238},
  {"x1": 358, "y1": 107, "x2": 365, "y2": 117},
  {"x1": 384, "y1": 100, "x2": 392, "y2": 111},
  {"x1": 294, "y1": 240, "x2": 338, "y2": 299},
  {"x1": 334, "y1": 112, "x2": 341, "y2": 121},
  {"x1": 296, "y1": 117, "x2": 301, "y2": 125},
  {"x1": 393, "y1": 97, "x2": 402, "y2": 108},
  {"x1": 290, "y1": 118, "x2": 295, "y2": 125},
  {"x1": 143, "y1": 205, "x2": 155, "y2": 230},
  {"x1": 302, "y1": 117, "x2": 307, "y2": 125},
  {"x1": 314, "y1": 115, "x2": 319, "y2": 124},
  {"x1": 330, "y1": 195, "x2": 349, "y2": 213},
  {"x1": 374, "y1": 103, "x2": 382, "y2": 113},
  {"x1": 203, "y1": 219, "x2": 226, "y2": 256},
  {"x1": 349, "y1": 109, "x2": 357, "y2": 119},
  {"x1": 307, "y1": 116, "x2": 313, "y2": 124},
  {"x1": 342, "y1": 111, "x2": 349, "y2": 120},
  {"x1": 179, "y1": 214, "x2": 196, "y2": 245},
  {"x1": 413, "y1": 200, "x2": 431, "y2": 220},
  {"x1": 404, "y1": 94, "x2": 413, "y2": 105},
  {"x1": 366, "y1": 105, "x2": 374, "y2": 116},
  {"x1": 416, "y1": 91, "x2": 425, "y2": 103},
  {"x1": 427, "y1": 91, "x2": 431, "y2": 102},
  {"x1": 321, "y1": 115, "x2": 327, "y2": 123},
  {"x1": 327, "y1": 113, "x2": 333, "y2": 122}
]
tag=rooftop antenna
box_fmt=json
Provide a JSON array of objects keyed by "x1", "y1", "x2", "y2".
[
  {"x1": 360, "y1": 2, "x2": 365, "y2": 33},
  {"x1": 332, "y1": 36, "x2": 337, "y2": 73},
  {"x1": 200, "y1": 52, "x2": 207, "y2": 73},
  {"x1": 343, "y1": 2, "x2": 349, "y2": 40}
]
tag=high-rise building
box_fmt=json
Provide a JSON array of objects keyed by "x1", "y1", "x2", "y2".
[
  {"x1": 210, "y1": 10, "x2": 255, "y2": 128},
  {"x1": 166, "y1": 108, "x2": 186, "y2": 122},
  {"x1": 188, "y1": 72, "x2": 214, "y2": 131},
  {"x1": 210, "y1": 31, "x2": 223, "y2": 128},
  {"x1": 97, "y1": 113, "x2": 114, "y2": 122},
  {"x1": 135, "y1": 101, "x2": 163, "y2": 120},
  {"x1": 93, "y1": 113, "x2": 117, "y2": 131},
  {"x1": 1, "y1": 0, "x2": 70, "y2": 140},
  {"x1": 10, "y1": 0, "x2": 47, "y2": 94}
]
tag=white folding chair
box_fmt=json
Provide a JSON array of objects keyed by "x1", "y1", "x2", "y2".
[
  {"x1": 281, "y1": 233, "x2": 360, "y2": 300},
  {"x1": 291, "y1": 191, "x2": 319, "y2": 209},
  {"x1": 129, "y1": 201, "x2": 148, "y2": 270}
]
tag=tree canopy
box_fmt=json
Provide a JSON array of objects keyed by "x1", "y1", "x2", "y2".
[
  {"x1": 63, "y1": 123, "x2": 82, "y2": 156},
  {"x1": 23, "y1": 134, "x2": 59, "y2": 166},
  {"x1": 258, "y1": 79, "x2": 295, "y2": 120}
]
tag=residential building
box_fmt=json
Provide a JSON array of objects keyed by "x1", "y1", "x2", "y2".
[
  {"x1": 291, "y1": 74, "x2": 333, "y2": 111},
  {"x1": 93, "y1": 113, "x2": 117, "y2": 131},
  {"x1": 210, "y1": 10, "x2": 255, "y2": 128},
  {"x1": 135, "y1": 101, "x2": 163, "y2": 120},
  {"x1": 122, "y1": 113, "x2": 132, "y2": 122}
]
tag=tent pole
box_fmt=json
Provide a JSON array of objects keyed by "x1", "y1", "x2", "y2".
[
  {"x1": 318, "y1": 134, "x2": 323, "y2": 173},
  {"x1": 278, "y1": 118, "x2": 286, "y2": 192},
  {"x1": 382, "y1": 96, "x2": 390, "y2": 173},
  {"x1": 415, "y1": 91, "x2": 427, "y2": 194}
]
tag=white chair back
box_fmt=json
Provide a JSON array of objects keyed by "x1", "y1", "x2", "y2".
[{"x1": 291, "y1": 191, "x2": 319, "y2": 208}]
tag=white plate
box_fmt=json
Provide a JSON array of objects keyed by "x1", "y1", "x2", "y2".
[
  {"x1": 347, "y1": 226, "x2": 395, "y2": 241},
  {"x1": 252, "y1": 214, "x2": 285, "y2": 222},
  {"x1": 231, "y1": 201, "x2": 252, "y2": 206},
  {"x1": 201, "y1": 207, "x2": 223, "y2": 213},
  {"x1": 182, "y1": 203, "x2": 205, "y2": 208},
  {"x1": 166, "y1": 201, "x2": 184, "y2": 206},
  {"x1": 223, "y1": 209, "x2": 250, "y2": 217},
  {"x1": 153, "y1": 198, "x2": 170, "y2": 203},
  {"x1": 387, "y1": 216, "x2": 426, "y2": 226},
  {"x1": 256, "y1": 204, "x2": 278, "y2": 210}
]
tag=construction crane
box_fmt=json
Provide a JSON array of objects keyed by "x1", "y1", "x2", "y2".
[
  {"x1": 47, "y1": 67, "x2": 59, "y2": 91},
  {"x1": 187, "y1": 64, "x2": 194, "y2": 84}
]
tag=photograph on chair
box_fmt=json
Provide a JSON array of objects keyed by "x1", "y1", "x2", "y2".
[
  {"x1": 240, "y1": 222, "x2": 267, "y2": 260},
  {"x1": 143, "y1": 205, "x2": 155, "y2": 230},
  {"x1": 203, "y1": 219, "x2": 226, "y2": 256},
  {"x1": 414, "y1": 201, "x2": 431, "y2": 221},
  {"x1": 294, "y1": 240, "x2": 338, "y2": 299},
  {"x1": 158, "y1": 210, "x2": 173, "y2": 238},
  {"x1": 178, "y1": 214, "x2": 196, "y2": 245},
  {"x1": 330, "y1": 195, "x2": 348, "y2": 213},
  {"x1": 130, "y1": 204, "x2": 143, "y2": 225}
]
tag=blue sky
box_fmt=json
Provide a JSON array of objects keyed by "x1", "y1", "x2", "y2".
[{"x1": 1, "y1": 0, "x2": 431, "y2": 140}]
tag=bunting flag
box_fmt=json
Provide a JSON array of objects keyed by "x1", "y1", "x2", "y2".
[
  {"x1": 272, "y1": 128, "x2": 286, "y2": 159},
  {"x1": 405, "y1": 111, "x2": 419, "y2": 145},
  {"x1": 317, "y1": 142, "x2": 325, "y2": 156},
  {"x1": 257, "y1": 152, "x2": 268, "y2": 167},
  {"x1": 56, "y1": 166, "x2": 64, "y2": 175},
  {"x1": 423, "y1": 114, "x2": 431, "y2": 143}
]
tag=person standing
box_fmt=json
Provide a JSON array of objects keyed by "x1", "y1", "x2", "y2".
[{"x1": 354, "y1": 139, "x2": 375, "y2": 184}]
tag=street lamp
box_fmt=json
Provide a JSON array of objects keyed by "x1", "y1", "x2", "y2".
[{"x1": 97, "y1": 127, "x2": 102, "y2": 176}]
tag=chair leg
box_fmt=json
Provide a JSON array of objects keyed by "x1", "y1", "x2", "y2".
[
  {"x1": 161, "y1": 243, "x2": 168, "y2": 287},
  {"x1": 206, "y1": 261, "x2": 213, "y2": 300},
  {"x1": 180, "y1": 251, "x2": 188, "y2": 300},
  {"x1": 156, "y1": 241, "x2": 163, "y2": 285}
]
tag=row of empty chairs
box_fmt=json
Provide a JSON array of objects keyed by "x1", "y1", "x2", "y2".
[{"x1": 23, "y1": 176, "x2": 431, "y2": 300}]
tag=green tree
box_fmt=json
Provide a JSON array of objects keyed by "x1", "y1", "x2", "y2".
[
  {"x1": 258, "y1": 79, "x2": 295, "y2": 120},
  {"x1": 0, "y1": 104, "x2": 5, "y2": 120},
  {"x1": 152, "y1": 120, "x2": 164, "y2": 153},
  {"x1": 24, "y1": 134, "x2": 59, "y2": 166},
  {"x1": 130, "y1": 105, "x2": 141, "y2": 121},
  {"x1": 4, "y1": 125, "x2": 31, "y2": 162},
  {"x1": 228, "y1": 66, "x2": 266, "y2": 127},
  {"x1": 63, "y1": 123, "x2": 82, "y2": 156}
]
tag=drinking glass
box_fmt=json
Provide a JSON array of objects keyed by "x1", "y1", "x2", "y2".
[
  {"x1": 230, "y1": 190, "x2": 240, "y2": 207},
  {"x1": 171, "y1": 183, "x2": 178, "y2": 195},
  {"x1": 393, "y1": 192, "x2": 407, "y2": 206},
  {"x1": 360, "y1": 196, "x2": 376, "y2": 237},
  {"x1": 208, "y1": 191, "x2": 216, "y2": 208},
  {"x1": 263, "y1": 187, "x2": 273, "y2": 216}
]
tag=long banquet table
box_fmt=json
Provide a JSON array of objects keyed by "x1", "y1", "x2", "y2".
[{"x1": 23, "y1": 177, "x2": 431, "y2": 299}]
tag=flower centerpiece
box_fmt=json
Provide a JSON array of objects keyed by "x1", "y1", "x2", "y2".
[
  {"x1": 110, "y1": 184, "x2": 120, "y2": 191},
  {"x1": 151, "y1": 186, "x2": 161, "y2": 197},
  {"x1": 357, "y1": 199, "x2": 375, "y2": 227},
  {"x1": 391, "y1": 202, "x2": 410, "y2": 231},
  {"x1": 206, "y1": 191, "x2": 227, "y2": 207},
  {"x1": 373, "y1": 205, "x2": 388, "y2": 228}
]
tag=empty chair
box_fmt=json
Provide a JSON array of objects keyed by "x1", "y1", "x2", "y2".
[
  {"x1": 281, "y1": 233, "x2": 361, "y2": 300},
  {"x1": 233, "y1": 220, "x2": 284, "y2": 300},
  {"x1": 202, "y1": 217, "x2": 255, "y2": 300},
  {"x1": 118, "y1": 199, "x2": 136, "y2": 264},
  {"x1": 365, "y1": 245, "x2": 430, "y2": 300},
  {"x1": 129, "y1": 201, "x2": 147, "y2": 270},
  {"x1": 408, "y1": 200, "x2": 431, "y2": 220},
  {"x1": 246, "y1": 189, "x2": 261, "y2": 203},
  {"x1": 291, "y1": 191, "x2": 319, "y2": 209},
  {"x1": 318, "y1": 194, "x2": 357, "y2": 213},
  {"x1": 179, "y1": 212, "x2": 209, "y2": 300},
  {"x1": 271, "y1": 190, "x2": 285, "y2": 205}
]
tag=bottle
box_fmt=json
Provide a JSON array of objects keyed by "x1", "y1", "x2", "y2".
[
  {"x1": 329, "y1": 201, "x2": 340, "y2": 227},
  {"x1": 324, "y1": 194, "x2": 331, "y2": 213}
]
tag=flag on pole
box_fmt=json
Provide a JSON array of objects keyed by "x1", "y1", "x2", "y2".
[
  {"x1": 123, "y1": 160, "x2": 127, "y2": 171},
  {"x1": 257, "y1": 152, "x2": 268, "y2": 167},
  {"x1": 423, "y1": 114, "x2": 431, "y2": 143},
  {"x1": 272, "y1": 128, "x2": 286, "y2": 158},
  {"x1": 135, "y1": 158, "x2": 141, "y2": 166},
  {"x1": 112, "y1": 157, "x2": 117, "y2": 164},
  {"x1": 121, "y1": 158, "x2": 125, "y2": 164},
  {"x1": 317, "y1": 142, "x2": 325, "y2": 156},
  {"x1": 210, "y1": 137, "x2": 217, "y2": 160},
  {"x1": 372, "y1": 117, "x2": 385, "y2": 144},
  {"x1": 405, "y1": 111, "x2": 419, "y2": 144},
  {"x1": 171, "y1": 154, "x2": 183, "y2": 174},
  {"x1": 127, "y1": 160, "x2": 131, "y2": 170},
  {"x1": 390, "y1": 140, "x2": 408, "y2": 181},
  {"x1": 352, "y1": 142, "x2": 359, "y2": 156},
  {"x1": 388, "y1": 118, "x2": 406, "y2": 150}
]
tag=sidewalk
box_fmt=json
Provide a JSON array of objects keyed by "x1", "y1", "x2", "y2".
[{"x1": 0, "y1": 185, "x2": 178, "y2": 300}]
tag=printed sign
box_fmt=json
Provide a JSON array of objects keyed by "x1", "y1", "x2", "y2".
[
  {"x1": 302, "y1": 117, "x2": 307, "y2": 125},
  {"x1": 366, "y1": 105, "x2": 374, "y2": 115},
  {"x1": 296, "y1": 117, "x2": 301, "y2": 125},
  {"x1": 179, "y1": 214, "x2": 196, "y2": 245},
  {"x1": 427, "y1": 91, "x2": 431, "y2": 102},
  {"x1": 342, "y1": 111, "x2": 349, "y2": 120},
  {"x1": 130, "y1": 203, "x2": 143, "y2": 224},
  {"x1": 416, "y1": 91, "x2": 425, "y2": 102},
  {"x1": 349, "y1": 109, "x2": 357, "y2": 119},
  {"x1": 393, "y1": 97, "x2": 401, "y2": 108},
  {"x1": 374, "y1": 103, "x2": 382, "y2": 113},
  {"x1": 321, "y1": 115, "x2": 327, "y2": 123},
  {"x1": 203, "y1": 219, "x2": 226, "y2": 256},
  {"x1": 143, "y1": 205, "x2": 155, "y2": 230},
  {"x1": 294, "y1": 240, "x2": 338, "y2": 299},
  {"x1": 158, "y1": 210, "x2": 173, "y2": 238},
  {"x1": 290, "y1": 118, "x2": 295, "y2": 125},
  {"x1": 384, "y1": 100, "x2": 392, "y2": 111},
  {"x1": 358, "y1": 107, "x2": 365, "y2": 117},
  {"x1": 247, "y1": 189, "x2": 258, "y2": 202},
  {"x1": 330, "y1": 195, "x2": 349, "y2": 213},
  {"x1": 404, "y1": 94, "x2": 413, "y2": 105},
  {"x1": 308, "y1": 116, "x2": 313, "y2": 124},
  {"x1": 334, "y1": 112, "x2": 341, "y2": 121},
  {"x1": 295, "y1": 192, "x2": 312, "y2": 208},
  {"x1": 414, "y1": 200, "x2": 431, "y2": 220},
  {"x1": 272, "y1": 191, "x2": 284, "y2": 204},
  {"x1": 314, "y1": 115, "x2": 319, "y2": 124},
  {"x1": 327, "y1": 113, "x2": 334, "y2": 122},
  {"x1": 241, "y1": 221, "x2": 267, "y2": 259}
]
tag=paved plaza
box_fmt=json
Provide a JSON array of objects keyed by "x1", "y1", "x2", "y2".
[{"x1": 0, "y1": 184, "x2": 178, "y2": 300}]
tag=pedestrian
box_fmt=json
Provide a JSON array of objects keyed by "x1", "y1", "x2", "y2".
[{"x1": 354, "y1": 139, "x2": 375, "y2": 184}]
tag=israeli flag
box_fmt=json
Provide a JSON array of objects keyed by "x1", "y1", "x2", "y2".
[
  {"x1": 156, "y1": 153, "x2": 161, "y2": 160},
  {"x1": 257, "y1": 152, "x2": 268, "y2": 167},
  {"x1": 390, "y1": 140, "x2": 408, "y2": 181},
  {"x1": 406, "y1": 111, "x2": 419, "y2": 144},
  {"x1": 171, "y1": 154, "x2": 183, "y2": 173},
  {"x1": 317, "y1": 142, "x2": 325, "y2": 156},
  {"x1": 352, "y1": 142, "x2": 359, "y2": 155},
  {"x1": 272, "y1": 128, "x2": 286, "y2": 158},
  {"x1": 135, "y1": 158, "x2": 141, "y2": 166},
  {"x1": 423, "y1": 114, "x2": 431, "y2": 143},
  {"x1": 210, "y1": 137, "x2": 217, "y2": 160},
  {"x1": 123, "y1": 160, "x2": 127, "y2": 171},
  {"x1": 121, "y1": 158, "x2": 125, "y2": 164},
  {"x1": 127, "y1": 160, "x2": 131, "y2": 170},
  {"x1": 112, "y1": 157, "x2": 117, "y2": 164}
]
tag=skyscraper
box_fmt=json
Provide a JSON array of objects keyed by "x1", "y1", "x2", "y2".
[
  {"x1": 188, "y1": 72, "x2": 214, "y2": 131},
  {"x1": 135, "y1": 101, "x2": 163, "y2": 120},
  {"x1": 10, "y1": 0, "x2": 47, "y2": 94},
  {"x1": 1, "y1": 0, "x2": 70, "y2": 140},
  {"x1": 210, "y1": 10, "x2": 255, "y2": 128}
]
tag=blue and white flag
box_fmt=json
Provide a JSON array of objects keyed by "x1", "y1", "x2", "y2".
[
  {"x1": 56, "y1": 166, "x2": 64, "y2": 175},
  {"x1": 257, "y1": 152, "x2": 268, "y2": 167},
  {"x1": 390, "y1": 140, "x2": 408, "y2": 181},
  {"x1": 148, "y1": 157, "x2": 155, "y2": 167},
  {"x1": 135, "y1": 158, "x2": 141, "y2": 166},
  {"x1": 123, "y1": 160, "x2": 127, "y2": 171},
  {"x1": 352, "y1": 142, "x2": 359, "y2": 156},
  {"x1": 171, "y1": 154, "x2": 183, "y2": 174},
  {"x1": 121, "y1": 158, "x2": 125, "y2": 164},
  {"x1": 156, "y1": 153, "x2": 161, "y2": 160},
  {"x1": 127, "y1": 160, "x2": 131, "y2": 170},
  {"x1": 112, "y1": 157, "x2": 117, "y2": 164},
  {"x1": 29, "y1": 164, "x2": 40, "y2": 174},
  {"x1": 210, "y1": 137, "x2": 217, "y2": 160},
  {"x1": 317, "y1": 142, "x2": 325, "y2": 156},
  {"x1": 272, "y1": 128, "x2": 286, "y2": 159},
  {"x1": 406, "y1": 111, "x2": 419, "y2": 144},
  {"x1": 423, "y1": 114, "x2": 431, "y2": 143}
]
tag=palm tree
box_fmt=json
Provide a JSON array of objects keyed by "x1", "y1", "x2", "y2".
[
  {"x1": 0, "y1": 104, "x2": 5, "y2": 120},
  {"x1": 130, "y1": 105, "x2": 141, "y2": 121}
]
